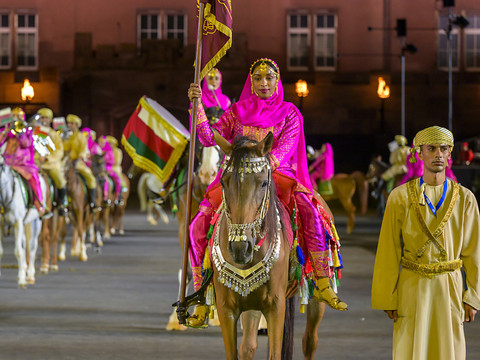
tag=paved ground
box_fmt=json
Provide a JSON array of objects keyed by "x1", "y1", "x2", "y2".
[{"x1": 0, "y1": 204, "x2": 479, "y2": 359}]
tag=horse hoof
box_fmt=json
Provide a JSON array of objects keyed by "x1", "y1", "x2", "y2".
[
  {"x1": 166, "y1": 322, "x2": 188, "y2": 331},
  {"x1": 119, "y1": 230, "x2": 124, "y2": 235},
  {"x1": 40, "y1": 265, "x2": 49, "y2": 274},
  {"x1": 50, "y1": 265, "x2": 59, "y2": 272},
  {"x1": 147, "y1": 218, "x2": 158, "y2": 226},
  {"x1": 110, "y1": 228, "x2": 116, "y2": 235},
  {"x1": 58, "y1": 254, "x2": 66, "y2": 262},
  {"x1": 26, "y1": 277, "x2": 35, "y2": 285}
]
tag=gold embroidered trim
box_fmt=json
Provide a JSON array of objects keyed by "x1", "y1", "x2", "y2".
[
  {"x1": 309, "y1": 250, "x2": 330, "y2": 277},
  {"x1": 401, "y1": 257, "x2": 462, "y2": 279},
  {"x1": 195, "y1": 104, "x2": 209, "y2": 125},
  {"x1": 407, "y1": 180, "x2": 460, "y2": 260}
]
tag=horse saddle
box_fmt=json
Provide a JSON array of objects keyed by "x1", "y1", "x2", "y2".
[{"x1": 13, "y1": 171, "x2": 35, "y2": 208}]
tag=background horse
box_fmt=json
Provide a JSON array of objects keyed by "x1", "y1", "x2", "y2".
[
  {"x1": 38, "y1": 171, "x2": 66, "y2": 274},
  {"x1": 58, "y1": 159, "x2": 94, "y2": 262},
  {"x1": 0, "y1": 159, "x2": 43, "y2": 287},
  {"x1": 317, "y1": 171, "x2": 368, "y2": 234},
  {"x1": 110, "y1": 172, "x2": 130, "y2": 235},
  {"x1": 137, "y1": 171, "x2": 170, "y2": 225},
  {"x1": 91, "y1": 152, "x2": 115, "y2": 241},
  {"x1": 166, "y1": 145, "x2": 221, "y2": 331},
  {"x1": 365, "y1": 155, "x2": 404, "y2": 217},
  {"x1": 209, "y1": 132, "x2": 325, "y2": 359}
]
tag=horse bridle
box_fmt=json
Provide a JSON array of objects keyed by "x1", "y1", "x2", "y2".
[
  {"x1": 211, "y1": 154, "x2": 282, "y2": 296},
  {"x1": 221, "y1": 155, "x2": 271, "y2": 245}
]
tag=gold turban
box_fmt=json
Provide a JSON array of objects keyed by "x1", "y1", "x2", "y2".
[
  {"x1": 37, "y1": 108, "x2": 53, "y2": 120},
  {"x1": 410, "y1": 126, "x2": 454, "y2": 163},
  {"x1": 395, "y1": 135, "x2": 407, "y2": 146},
  {"x1": 66, "y1": 114, "x2": 82, "y2": 127},
  {"x1": 106, "y1": 135, "x2": 118, "y2": 147}
]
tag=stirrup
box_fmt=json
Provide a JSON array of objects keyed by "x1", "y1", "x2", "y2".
[
  {"x1": 313, "y1": 285, "x2": 348, "y2": 311},
  {"x1": 186, "y1": 304, "x2": 209, "y2": 329}
]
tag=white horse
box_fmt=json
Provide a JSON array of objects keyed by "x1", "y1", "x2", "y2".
[{"x1": 0, "y1": 157, "x2": 44, "y2": 287}]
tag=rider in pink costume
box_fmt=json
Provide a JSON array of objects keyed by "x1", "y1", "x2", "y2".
[
  {"x1": 186, "y1": 58, "x2": 347, "y2": 326},
  {"x1": 82, "y1": 128, "x2": 102, "y2": 167},
  {"x1": 0, "y1": 112, "x2": 49, "y2": 218},
  {"x1": 99, "y1": 135, "x2": 122, "y2": 204},
  {"x1": 399, "y1": 146, "x2": 424, "y2": 185},
  {"x1": 309, "y1": 143, "x2": 334, "y2": 190}
]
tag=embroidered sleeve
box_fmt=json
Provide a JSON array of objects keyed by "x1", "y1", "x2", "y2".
[
  {"x1": 197, "y1": 106, "x2": 235, "y2": 147},
  {"x1": 270, "y1": 108, "x2": 300, "y2": 169}
]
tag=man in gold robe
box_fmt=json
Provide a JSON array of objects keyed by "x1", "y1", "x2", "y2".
[{"x1": 372, "y1": 126, "x2": 479, "y2": 360}]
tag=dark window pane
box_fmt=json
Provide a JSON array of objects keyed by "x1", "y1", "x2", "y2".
[
  {"x1": 326, "y1": 57, "x2": 334, "y2": 66},
  {"x1": 140, "y1": 32, "x2": 147, "y2": 40},
  {"x1": 317, "y1": 15, "x2": 324, "y2": 28},
  {"x1": 178, "y1": 16, "x2": 184, "y2": 28},
  {"x1": 17, "y1": 56, "x2": 24, "y2": 66},
  {"x1": 327, "y1": 15, "x2": 334, "y2": 28},
  {"x1": 28, "y1": 15, "x2": 35, "y2": 27},
  {"x1": 290, "y1": 15, "x2": 297, "y2": 28},
  {"x1": 18, "y1": 15, "x2": 25, "y2": 27},
  {"x1": 168, "y1": 16, "x2": 174, "y2": 28},
  {"x1": 151, "y1": 31, "x2": 157, "y2": 39},
  {"x1": 27, "y1": 56, "x2": 35, "y2": 66},
  {"x1": 141, "y1": 15, "x2": 148, "y2": 29},
  {"x1": 300, "y1": 15, "x2": 308, "y2": 28},
  {"x1": 1, "y1": 15, "x2": 8, "y2": 27},
  {"x1": 1, "y1": 55, "x2": 8, "y2": 66},
  {"x1": 151, "y1": 15, "x2": 157, "y2": 29},
  {"x1": 178, "y1": 33, "x2": 184, "y2": 43}
]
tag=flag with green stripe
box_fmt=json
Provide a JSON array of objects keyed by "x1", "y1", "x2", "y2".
[{"x1": 122, "y1": 96, "x2": 190, "y2": 183}]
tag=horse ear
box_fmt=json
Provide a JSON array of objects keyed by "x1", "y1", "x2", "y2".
[
  {"x1": 259, "y1": 132, "x2": 274, "y2": 156},
  {"x1": 212, "y1": 128, "x2": 233, "y2": 156}
]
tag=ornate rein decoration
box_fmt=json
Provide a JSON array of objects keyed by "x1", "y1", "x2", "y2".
[{"x1": 212, "y1": 155, "x2": 282, "y2": 296}]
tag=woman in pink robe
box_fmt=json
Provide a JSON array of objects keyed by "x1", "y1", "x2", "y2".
[
  {"x1": 99, "y1": 136, "x2": 122, "y2": 202},
  {"x1": 309, "y1": 143, "x2": 334, "y2": 189},
  {"x1": 0, "y1": 124, "x2": 47, "y2": 215},
  {"x1": 186, "y1": 58, "x2": 347, "y2": 326}
]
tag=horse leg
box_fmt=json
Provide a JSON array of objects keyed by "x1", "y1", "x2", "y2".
[
  {"x1": 338, "y1": 192, "x2": 356, "y2": 234},
  {"x1": 264, "y1": 301, "x2": 286, "y2": 360},
  {"x1": 216, "y1": 305, "x2": 239, "y2": 360},
  {"x1": 118, "y1": 206, "x2": 125, "y2": 235},
  {"x1": 13, "y1": 221, "x2": 27, "y2": 288},
  {"x1": 239, "y1": 310, "x2": 262, "y2": 360},
  {"x1": 302, "y1": 300, "x2": 325, "y2": 360},
  {"x1": 103, "y1": 207, "x2": 111, "y2": 240},
  {"x1": 58, "y1": 218, "x2": 67, "y2": 261},
  {"x1": 146, "y1": 200, "x2": 157, "y2": 225},
  {"x1": 40, "y1": 220, "x2": 51, "y2": 274},
  {"x1": 50, "y1": 216, "x2": 63, "y2": 271},
  {"x1": 79, "y1": 211, "x2": 88, "y2": 262},
  {"x1": 26, "y1": 220, "x2": 41, "y2": 284},
  {"x1": 0, "y1": 217, "x2": 3, "y2": 277}
]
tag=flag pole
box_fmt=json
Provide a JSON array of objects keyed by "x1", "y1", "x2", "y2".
[{"x1": 177, "y1": 1, "x2": 205, "y2": 325}]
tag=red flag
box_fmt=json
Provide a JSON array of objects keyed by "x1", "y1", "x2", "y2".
[{"x1": 198, "y1": 0, "x2": 232, "y2": 80}]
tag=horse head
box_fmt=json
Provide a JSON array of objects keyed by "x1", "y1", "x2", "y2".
[
  {"x1": 197, "y1": 145, "x2": 220, "y2": 186},
  {"x1": 215, "y1": 130, "x2": 275, "y2": 265},
  {"x1": 91, "y1": 152, "x2": 106, "y2": 177},
  {"x1": 366, "y1": 155, "x2": 389, "y2": 184}
]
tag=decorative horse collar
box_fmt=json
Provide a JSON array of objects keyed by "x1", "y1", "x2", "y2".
[{"x1": 212, "y1": 153, "x2": 281, "y2": 296}]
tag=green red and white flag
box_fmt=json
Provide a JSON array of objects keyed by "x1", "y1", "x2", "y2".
[
  {"x1": 0, "y1": 107, "x2": 13, "y2": 127},
  {"x1": 198, "y1": 0, "x2": 233, "y2": 81},
  {"x1": 33, "y1": 125, "x2": 50, "y2": 138},
  {"x1": 122, "y1": 96, "x2": 190, "y2": 183}
]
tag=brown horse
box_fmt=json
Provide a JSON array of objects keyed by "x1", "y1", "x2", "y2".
[
  {"x1": 315, "y1": 171, "x2": 368, "y2": 234},
  {"x1": 210, "y1": 131, "x2": 325, "y2": 360},
  {"x1": 38, "y1": 172, "x2": 66, "y2": 274},
  {"x1": 110, "y1": 173, "x2": 130, "y2": 236},
  {"x1": 59, "y1": 159, "x2": 94, "y2": 262}
]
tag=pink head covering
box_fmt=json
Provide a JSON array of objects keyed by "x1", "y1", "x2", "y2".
[
  {"x1": 231, "y1": 58, "x2": 312, "y2": 190},
  {"x1": 201, "y1": 68, "x2": 231, "y2": 111}
]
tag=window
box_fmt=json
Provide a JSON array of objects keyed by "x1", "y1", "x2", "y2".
[
  {"x1": 0, "y1": 13, "x2": 10, "y2": 68},
  {"x1": 314, "y1": 14, "x2": 336, "y2": 69},
  {"x1": 438, "y1": 14, "x2": 459, "y2": 70},
  {"x1": 465, "y1": 15, "x2": 480, "y2": 70},
  {"x1": 137, "y1": 11, "x2": 187, "y2": 49},
  {"x1": 287, "y1": 12, "x2": 337, "y2": 71},
  {"x1": 16, "y1": 13, "x2": 38, "y2": 69}
]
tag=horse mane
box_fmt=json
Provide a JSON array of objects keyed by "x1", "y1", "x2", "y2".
[{"x1": 227, "y1": 136, "x2": 289, "y2": 242}]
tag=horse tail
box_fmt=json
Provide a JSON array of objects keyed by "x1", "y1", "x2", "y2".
[
  {"x1": 137, "y1": 173, "x2": 149, "y2": 212},
  {"x1": 281, "y1": 297, "x2": 296, "y2": 359},
  {"x1": 351, "y1": 170, "x2": 369, "y2": 214}
]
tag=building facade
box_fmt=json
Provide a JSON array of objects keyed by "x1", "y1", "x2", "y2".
[{"x1": 0, "y1": 0, "x2": 479, "y2": 171}]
